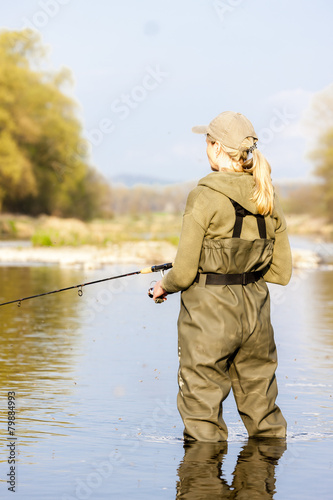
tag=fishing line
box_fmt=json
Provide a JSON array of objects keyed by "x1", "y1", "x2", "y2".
[{"x1": 0, "y1": 262, "x2": 173, "y2": 308}]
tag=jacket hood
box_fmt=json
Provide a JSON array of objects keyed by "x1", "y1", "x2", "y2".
[{"x1": 198, "y1": 171, "x2": 260, "y2": 214}]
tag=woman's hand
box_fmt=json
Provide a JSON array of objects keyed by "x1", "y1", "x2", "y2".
[{"x1": 153, "y1": 280, "x2": 168, "y2": 302}]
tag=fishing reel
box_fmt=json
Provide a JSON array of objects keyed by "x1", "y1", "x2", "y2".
[
  {"x1": 148, "y1": 284, "x2": 165, "y2": 304},
  {"x1": 147, "y1": 266, "x2": 168, "y2": 304}
]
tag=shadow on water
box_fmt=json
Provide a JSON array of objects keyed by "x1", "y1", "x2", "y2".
[{"x1": 176, "y1": 438, "x2": 286, "y2": 499}]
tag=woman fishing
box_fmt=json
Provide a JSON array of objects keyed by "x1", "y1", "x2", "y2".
[{"x1": 153, "y1": 111, "x2": 292, "y2": 442}]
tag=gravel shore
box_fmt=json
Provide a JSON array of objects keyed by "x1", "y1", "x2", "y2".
[
  {"x1": 0, "y1": 240, "x2": 330, "y2": 270},
  {"x1": 0, "y1": 241, "x2": 177, "y2": 269}
]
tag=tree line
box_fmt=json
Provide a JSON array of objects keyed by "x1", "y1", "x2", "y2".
[{"x1": 109, "y1": 182, "x2": 193, "y2": 215}]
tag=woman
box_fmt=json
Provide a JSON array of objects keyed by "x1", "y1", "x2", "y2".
[{"x1": 153, "y1": 111, "x2": 292, "y2": 442}]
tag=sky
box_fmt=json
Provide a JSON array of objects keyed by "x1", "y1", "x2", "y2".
[{"x1": 1, "y1": 0, "x2": 333, "y2": 185}]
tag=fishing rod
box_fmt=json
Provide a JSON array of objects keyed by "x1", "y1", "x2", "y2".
[{"x1": 0, "y1": 262, "x2": 173, "y2": 308}]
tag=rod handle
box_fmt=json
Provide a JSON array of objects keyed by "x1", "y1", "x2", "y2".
[{"x1": 140, "y1": 262, "x2": 173, "y2": 274}]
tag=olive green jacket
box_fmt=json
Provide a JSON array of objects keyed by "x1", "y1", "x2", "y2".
[{"x1": 161, "y1": 171, "x2": 292, "y2": 293}]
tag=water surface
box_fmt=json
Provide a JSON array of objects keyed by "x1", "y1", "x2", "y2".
[{"x1": 0, "y1": 258, "x2": 332, "y2": 499}]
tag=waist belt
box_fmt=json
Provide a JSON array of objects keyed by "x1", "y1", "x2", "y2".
[{"x1": 194, "y1": 271, "x2": 262, "y2": 286}]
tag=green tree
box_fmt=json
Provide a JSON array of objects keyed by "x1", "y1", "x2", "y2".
[
  {"x1": 310, "y1": 127, "x2": 333, "y2": 220},
  {"x1": 305, "y1": 84, "x2": 333, "y2": 221},
  {"x1": 0, "y1": 29, "x2": 110, "y2": 219}
]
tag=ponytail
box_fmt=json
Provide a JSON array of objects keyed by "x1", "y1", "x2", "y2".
[
  {"x1": 245, "y1": 148, "x2": 274, "y2": 215},
  {"x1": 218, "y1": 137, "x2": 274, "y2": 215}
]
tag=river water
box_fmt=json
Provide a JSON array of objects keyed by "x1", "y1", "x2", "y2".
[{"x1": 0, "y1": 240, "x2": 333, "y2": 499}]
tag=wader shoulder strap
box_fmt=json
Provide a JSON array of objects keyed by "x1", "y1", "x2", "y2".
[{"x1": 230, "y1": 199, "x2": 267, "y2": 239}]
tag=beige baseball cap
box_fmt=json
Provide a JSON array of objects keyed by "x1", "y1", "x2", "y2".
[{"x1": 192, "y1": 111, "x2": 258, "y2": 150}]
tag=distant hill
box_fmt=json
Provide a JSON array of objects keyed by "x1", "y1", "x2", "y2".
[
  {"x1": 110, "y1": 174, "x2": 177, "y2": 187},
  {"x1": 111, "y1": 174, "x2": 318, "y2": 191}
]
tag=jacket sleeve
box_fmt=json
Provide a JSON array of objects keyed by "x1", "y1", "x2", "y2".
[
  {"x1": 161, "y1": 188, "x2": 208, "y2": 293},
  {"x1": 263, "y1": 195, "x2": 292, "y2": 285},
  {"x1": 263, "y1": 228, "x2": 292, "y2": 285}
]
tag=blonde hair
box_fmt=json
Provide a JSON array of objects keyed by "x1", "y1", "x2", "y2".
[{"x1": 207, "y1": 134, "x2": 274, "y2": 215}]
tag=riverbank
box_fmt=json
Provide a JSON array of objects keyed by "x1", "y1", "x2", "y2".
[
  {"x1": 0, "y1": 241, "x2": 177, "y2": 269},
  {"x1": 286, "y1": 213, "x2": 333, "y2": 239},
  {"x1": 0, "y1": 238, "x2": 331, "y2": 270},
  {"x1": 0, "y1": 213, "x2": 182, "y2": 246},
  {"x1": 0, "y1": 213, "x2": 332, "y2": 269},
  {"x1": 1, "y1": 213, "x2": 333, "y2": 244}
]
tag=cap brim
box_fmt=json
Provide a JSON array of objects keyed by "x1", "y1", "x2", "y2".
[{"x1": 192, "y1": 125, "x2": 208, "y2": 134}]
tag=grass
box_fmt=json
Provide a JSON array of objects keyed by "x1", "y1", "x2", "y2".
[
  {"x1": 1, "y1": 212, "x2": 333, "y2": 247},
  {"x1": 2, "y1": 211, "x2": 333, "y2": 247},
  {"x1": 0, "y1": 213, "x2": 183, "y2": 247}
]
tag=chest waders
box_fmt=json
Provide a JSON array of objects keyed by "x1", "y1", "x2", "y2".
[{"x1": 177, "y1": 199, "x2": 287, "y2": 442}]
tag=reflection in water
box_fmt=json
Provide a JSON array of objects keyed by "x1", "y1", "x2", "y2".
[
  {"x1": 307, "y1": 271, "x2": 333, "y2": 353},
  {"x1": 0, "y1": 266, "x2": 84, "y2": 448},
  {"x1": 0, "y1": 266, "x2": 83, "y2": 383},
  {"x1": 176, "y1": 438, "x2": 286, "y2": 499}
]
